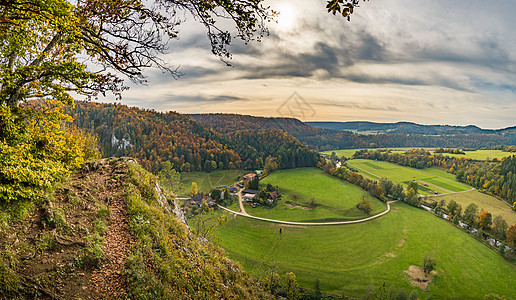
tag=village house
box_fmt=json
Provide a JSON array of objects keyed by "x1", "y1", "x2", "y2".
[
  {"x1": 241, "y1": 188, "x2": 258, "y2": 202},
  {"x1": 242, "y1": 173, "x2": 256, "y2": 182}
]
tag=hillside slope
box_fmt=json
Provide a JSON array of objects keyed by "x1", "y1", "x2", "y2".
[
  {"x1": 70, "y1": 102, "x2": 320, "y2": 172},
  {"x1": 0, "y1": 158, "x2": 272, "y2": 299}
]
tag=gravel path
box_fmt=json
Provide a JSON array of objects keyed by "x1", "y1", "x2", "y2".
[{"x1": 218, "y1": 201, "x2": 398, "y2": 226}]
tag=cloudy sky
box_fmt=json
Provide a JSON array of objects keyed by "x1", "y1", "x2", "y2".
[{"x1": 105, "y1": 0, "x2": 516, "y2": 129}]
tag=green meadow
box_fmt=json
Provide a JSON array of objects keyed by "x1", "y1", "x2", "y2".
[
  {"x1": 346, "y1": 159, "x2": 471, "y2": 195},
  {"x1": 431, "y1": 149, "x2": 515, "y2": 161},
  {"x1": 249, "y1": 168, "x2": 386, "y2": 222},
  {"x1": 216, "y1": 202, "x2": 516, "y2": 299},
  {"x1": 321, "y1": 149, "x2": 515, "y2": 161},
  {"x1": 429, "y1": 190, "x2": 516, "y2": 226},
  {"x1": 178, "y1": 170, "x2": 245, "y2": 196},
  {"x1": 321, "y1": 148, "x2": 433, "y2": 159}
]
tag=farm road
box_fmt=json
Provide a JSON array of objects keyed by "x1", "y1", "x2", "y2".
[{"x1": 218, "y1": 201, "x2": 398, "y2": 226}]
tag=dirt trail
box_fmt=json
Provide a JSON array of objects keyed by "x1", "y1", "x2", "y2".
[
  {"x1": 89, "y1": 189, "x2": 134, "y2": 298},
  {"x1": 238, "y1": 190, "x2": 250, "y2": 216}
]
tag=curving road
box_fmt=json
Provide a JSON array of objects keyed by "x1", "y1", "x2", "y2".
[{"x1": 218, "y1": 200, "x2": 398, "y2": 226}]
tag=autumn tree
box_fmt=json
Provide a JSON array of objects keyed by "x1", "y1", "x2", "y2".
[
  {"x1": 191, "y1": 182, "x2": 198, "y2": 196},
  {"x1": 492, "y1": 216, "x2": 508, "y2": 241},
  {"x1": 407, "y1": 181, "x2": 419, "y2": 194},
  {"x1": 479, "y1": 211, "x2": 493, "y2": 230},
  {"x1": 447, "y1": 200, "x2": 459, "y2": 216},
  {"x1": 357, "y1": 196, "x2": 373, "y2": 214},
  {"x1": 507, "y1": 225, "x2": 516, "y2": 247},
  {"x1": 284, "y1": 272, "x2": 300, "y2": 300},
  {"x1": 463, "y1": 203, "x2": 479, "y2": 226},
  {"x1": 158, "y1": 161, "x2": 182, "y2": 194}
]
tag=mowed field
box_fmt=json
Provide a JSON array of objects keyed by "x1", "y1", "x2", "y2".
[
  {"x1": 346, "y1": 159, "x2": 471, "y2": 195},
  {"x1": 429, "y1": 190, "x2": 516, "y2": 226},
  {"x1": 216, "y1": 201, "x2": 516, "y2": 299},
  {"x1": 250, "y1": 168, "x2": 386, "y2": 222},
  {"x1": 431, "y1": 149, "x2": 515, "y2": 161},
  {"x1": 178, "y1": 170, "x2": 245, "y2": 196},
  {"x1": 321, "y1": 149, "x2": 515, "y2": 161},
  {"x1": 321, "y1": 148, "x2": 432, "y2": 159}
]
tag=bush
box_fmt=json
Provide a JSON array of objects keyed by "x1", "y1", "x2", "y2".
[
  {"x1": 357, "y1": 197, "x2": 373, "y2": 214},
  {"x1": 423, "y1": 254, "x2": 437, "y2": 274}
]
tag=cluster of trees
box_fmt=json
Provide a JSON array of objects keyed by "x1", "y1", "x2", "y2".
[
  {"x1": 434, "y1": 148, "x2": 465, "y2": 154},
  {"x1": 454, "y1": 156, "x2": 516, "y2": 206},
  {"x1": 230, "y1": 129, "x2": 320, "y2": 170},
  {"x1": 353, "y1": 149, "x2": 467, "y2": 169},
  {"x1": 252, "y1": 183, "x2": 280, "y2": 207},
  {"x1": 70, "y1": 102, "x2": 321, "y2": 174},
  {"x1": 429, "y1": 199, "x2": 515, "y2": 246},
  {"x1": 353, "y1": 149, "x2": 516, "y2": 207},
  {"x1": 320, "y1": 160, "x2": 420, "y2": 207}
]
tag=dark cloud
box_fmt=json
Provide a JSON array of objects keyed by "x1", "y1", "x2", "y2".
[
  {"x1": 320, "y1": 101, "x2": 400, "y2": 112},
  {"x1": 165, "y1": 94, "x2": 245, "y2": 103}
]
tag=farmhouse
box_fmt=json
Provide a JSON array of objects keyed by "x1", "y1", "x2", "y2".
[
  {"x1": 241, "y1": 188, "x2": 258, "y2": 202},
  {"x1": 242, "y1": 173, "x2": 256, "y2": 181}
]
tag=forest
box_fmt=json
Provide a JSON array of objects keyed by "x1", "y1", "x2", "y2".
[{"x1": 70, "y1": 102, "x2": 321, "y2": 173}]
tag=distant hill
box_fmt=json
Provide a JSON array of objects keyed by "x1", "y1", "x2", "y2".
[
  {"x1": 192, "y1": 114, "x2": 516, "y2": 150},
  {"x1": 70, "y1": 102, "x2": 320, "y2": 173},
  {"x1": 306, "y1": 121, "x2": 497, "y2": 135}
]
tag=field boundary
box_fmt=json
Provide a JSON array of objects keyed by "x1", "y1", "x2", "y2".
[{"x1": 218, "y1": 201, "x2": 398, "y2": 226}]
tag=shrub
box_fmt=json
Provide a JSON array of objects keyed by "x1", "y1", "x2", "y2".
[{"x1": 423, "y1": 254, "x2": 437, "y2": 274}]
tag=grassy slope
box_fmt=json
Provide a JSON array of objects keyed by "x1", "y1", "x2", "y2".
[
  {"x1": 248, "y1": 168, "x2": 386, "y2": 222},
  {"x1": 429, "y1": 190, "x2": 516, "y2": 226},
  {"x1": 0, "y1": 159, "x2": 272, "y2": 299},
  {"x1": 123, "y1": 161, "x2": 272, "y2": 299},
  {"x1": 216, "y1": 201, "x2": 516, "y2": 299},
  {"x1": 347, "y1": 159, "x2": 470, "y2": 195},
  {"x1": 178, "y1": 170, "x2": 245, "y2": 196}
]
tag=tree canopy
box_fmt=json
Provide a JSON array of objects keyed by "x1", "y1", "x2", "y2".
[{"x1": 0, "y1": 0, "x2": 275, "y2": 108}]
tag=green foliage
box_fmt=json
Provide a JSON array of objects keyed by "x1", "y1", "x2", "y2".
[
  {"x1": 210, "y1": 188, "x2": 222, "y2": 202},
  {"x1": 248, "y1": 176, "x2": 259, "y2": 190},
  {"x1": 463, "y1": 203, "x2": 479, "y2": 226},
  {"x1": 507, "y1": 225, "x2": 516, "y2": 248},
  {"x1": 0, "y1": 102, "x2": 93, "y2": 203},
  {"x1": 357, "y1": 197, "x2": 373, "y2": 215},
  {"x1": 395, "y1": 288, "x2": 408, "y2": 300},
  {"x1": 409, "y1": 290, "x2": 419, "y2": 300},
  {"x1": 484, "y1": 294, "x2": 507, "y2": 300},
  {"x1": 284, "y1": 272, "x2": 300, "y2": 300},
  {"x1": 423, "y1": 255, "x2": 437, "y2": 274}
]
